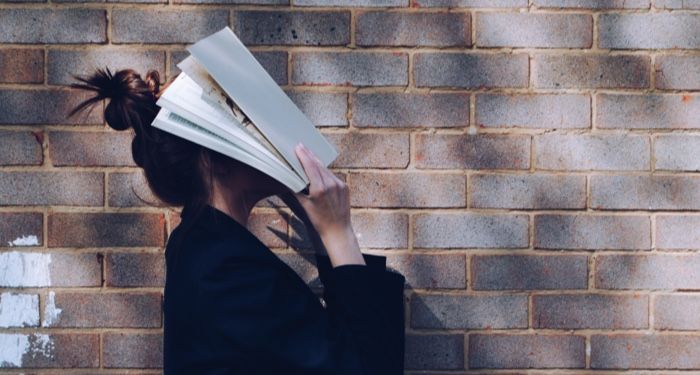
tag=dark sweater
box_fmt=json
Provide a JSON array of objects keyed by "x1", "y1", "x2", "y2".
[{"x1": 163, "y1": 203, "x2": 406, "y2": 374}]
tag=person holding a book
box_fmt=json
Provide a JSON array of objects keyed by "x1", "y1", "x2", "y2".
[{"x1": 67, "y1": 66, "x2": 406, "y2": 374}]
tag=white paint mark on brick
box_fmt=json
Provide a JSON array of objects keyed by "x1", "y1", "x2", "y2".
[
  {"x1": 7, "y1": 235, "x2": 39, "y2": 247},
  {"x1": 0, "y1": 292, "x2": 39, "y2": 328},
  {"x1": 0, "y1": 252, "x2": 52, "y2": 287},
  {"x1": 42, "y1": 291, "x2": 62, "y2": 328},
  {"x1": 0, "y1": 333, "x2": 55, "y2": 367}
]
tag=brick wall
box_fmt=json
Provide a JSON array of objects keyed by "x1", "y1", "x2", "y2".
[{"x1": 1, "y1": 0, "x2": 699, "y2": 372}]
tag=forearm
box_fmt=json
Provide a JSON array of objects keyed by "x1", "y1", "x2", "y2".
[{"x1": 318, "y1": 225, "x2": 366, "y2": 268}]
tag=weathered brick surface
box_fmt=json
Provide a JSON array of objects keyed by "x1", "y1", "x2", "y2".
[
  {"x1": 405, "y1": 334, "x2": 464, "y2": 370},
  {"x1": 591, "y1": 175, "x2": 700, "y2": 210},
  {"x1": 410, "y1": 293, "x2": 527, "y2": 329},
  {"x1": 292, "y1": 51, "x2": 407, "y2": 86},
  {"x1": 656, "y1": 0, "x2": 700, "y2": 8},
  {"x1": 533, "y1": 294, "x2": 648, "y2": 329},
  {"x1": 48, "y1": 49, "x2": 165, "y2": 85},
  {"x1": 0, "y1": 252, "x2": 101, "y2": 287},
  {"x1": 348, "y1": 172, "x2": 465, "y2": 208},
  {"x1": 0, "y1": 212, "x2": 43, "y2": 247},
  {"x1": 0, "y1": 292, "x2": 39, "y2": 327},
  {"x1": 476, "y1": 94, "x2": 590, "y2": 129},
  {"x1": 0, "y1": 333, "x2": 99, "y2": 368},
  {"x1": 470, "y1": 173, "x2": 586, "y2": 209},
  {"x1": 469, "y1": 334, "x2": 586, "y2": 368},
  {"x1": 233, "y1": 10, "x2": 349, "y2": 46},
  {"x1": 357, "y1": 11, "x2": 470, "y2": 47},
  {"x1": 108, "y1": 172, "x2": 160, "y2": 207},
  {"x1": 0, "y1": 172, "x2": 103, "y2": 206},
  {"x1": 48, "y1": 213, "x2": 165, "y2": 248},
  {"x1": 472, "y1": 255, "x2": 588, "y2": 290},
  {"x1": 0, "y1": 9, "x2": 106, "y2": 43},
  {"x1": 387, "y1": 253, "x2": 466, "y2": 289},
  {"x1": 656, "y1": 215, "x2": 700, "y2": 250},
  {"x1": 414, "y1": 213, "x2": 529, "y2": 248},
  {"x1": 596, "y1": 254, "x2": 700, "y2": 289},
  {"x1": 655, "y1": 134, "x2": 700, "y2": 171},
  {"x1": 351, "y1": 211, "x2": 409, "y2": 248},
  {"x1": 597, "y1": 94, "x2": 700, "y2": 129},
  {"x1": 112, "y1": 9, "x2": 228, "y2": 44},
  {"x1": 352, "y1": 92, "x2": 469, "y2": 128},
  {"x1": 535, "y1": 134, "x2": 650, "y2": 171},
  {"x1": 654, "y1": 294, "x2": 700, "y2": 330},
  {"x1": 0, "y1": 131, "x2": 43, "y2": 165},
  {"x1": 105, "y1": 252, "x2": 165, "y2": 287},
  {"x1": 325, "y1": 132, "x2": 409, "y2": 168},
  {"x1": 0, "y1": 89, "x2": 102, "y2": 125},
  {"x1": 534, "y1": 54, "x2": 650, "y2": 89},
  {"x1": 0, "y1": 49, "x2": 43, "y2": 83},
  {"x1": 534, "y1": 0, "x2": 649, "y2": 8},
  {"x1": 103, "y1": 333, "x2": 163, "y2": 368},
  {"x1": 416, "y1": 0, "x2": 526, "y2": 6},
  {"x1": 599, "y1": 13, "x2": 700, "y2": 49},
  {"x1": 475, "y1": 13, "x2": 592, "y2": 48},
  {"x1": 415, "y1": 134, "x2": 530, "y2": 169},
  {"x1": 247, "y1": 211, "x2": 288, "y2": 248},
  {"x1": 287, "y1": 91, "x2": 347, "y2": 126},
  {"x1": 655, "y1": 55, "x2": 700, "y2": 90},
  {"x1": 295, "y1": 0, "x2": 406, "y2": 6},
  {"x1": 50, "y1": 131, "x2": 135, "y2": 166},
  {"x1": 535, "y1": 214, "x2": 650, "y2": 250},
  {"x1": 591, "y1": 335, "x2": 700, "y2": 369},
  {"x1": 414, "y1": 52, "x2": 529, "y2": 88},
  {"x1": 42, "y1": 292, "x2": 161, "y2": 328}
]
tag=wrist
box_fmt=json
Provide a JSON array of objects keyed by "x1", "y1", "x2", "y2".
[{"x1": 319, "y1": 225, "x2": 364, "y2": 267}]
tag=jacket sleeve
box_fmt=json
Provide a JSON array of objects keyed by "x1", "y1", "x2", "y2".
[{"x1": 195, "y1": 252, "x2": 406, "y2": 375}]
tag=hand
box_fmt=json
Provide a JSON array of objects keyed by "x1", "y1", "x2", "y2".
[{"x1": 277, "y1": 187, "x2": 328, "y2": 256}]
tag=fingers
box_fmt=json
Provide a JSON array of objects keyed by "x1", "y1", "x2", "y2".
[{"x1": 295, "y1": 143, "x2": 326, "y2": 195}]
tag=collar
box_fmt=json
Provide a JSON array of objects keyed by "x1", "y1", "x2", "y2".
[{"x1": 179, "y1": 202, "x2": 248, "y2": 234}]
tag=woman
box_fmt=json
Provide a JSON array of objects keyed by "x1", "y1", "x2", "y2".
[{"x1": 67, "y1": 68, "x2": 406, "y2": 374}]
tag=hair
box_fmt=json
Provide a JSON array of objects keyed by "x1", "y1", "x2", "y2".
[{"x1": 67, "y1": 67, "x2": 236, "y2": 269}]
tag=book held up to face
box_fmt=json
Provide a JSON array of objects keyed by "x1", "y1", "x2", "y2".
[{"x1": 152, "y1": 26, "x2": 339, "y2": 193}]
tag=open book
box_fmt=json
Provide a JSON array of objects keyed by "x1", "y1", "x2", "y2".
[{"x1": 151, "y1": 27, "x2": 339, "y2": 193}]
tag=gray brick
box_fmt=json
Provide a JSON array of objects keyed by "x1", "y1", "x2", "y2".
[
  {"x1": 0, "y1": 89, "x2": 103, "y2": 125},
  {"x1": 108, "y1": 172, "x2": 160, "y2": 207},
  {"x1": 472, "y1": 255, "x2": 588, "y2": 290},
  {"x1": 175, "y1": 0, "x2": 286, "y2": 3},
  {"x1": 0, "y1": 213, "x2": 43, "y2": 248},
  {"x1": 599, "y1": 13, "x2": 700, "y2": 49},
  {"x1": 656, "y1": 134, "x2": 700, "y2": 171},
  {"x1": 415, "y1": 134, "x2": 530, "y2": 170},
  {"x1": 42, "y1": 293, "x2": 161, "y2": 328},
  {"x1": 48, "y1": 49, "x2": 165, "y2": 85},
  {"x1": 656, "y1": 215, "x2": 700, "y2": 250},
  {"x1": 656, "y1": 55, "x2": 700, "y2": 90},
  {"x1": 103, "y1": 333, "x2": 162, "y2": 368},
  {"x1": 352, "y1": 92, "x2": 469, "y2": 128},
  {"x1": 287, "y1": 91, "x2": 346, "y2": 126},
  {"x1": 0, "y1": 131, "x2": 43, "y2": 165},
  {"x1": 351, "y1": 211, "x2": 408, "y2": 248},
  {"x1": 535, "y1": 214, "x2": 650, "y2": 250},
  {"x1": 591, "y1": 175, "x2": 700, "y2": 210},
  {"x1": 533, "y1": 294, "x2": 648, "y2": 329},
  {"x1": 416, "y1": 0, "x2": 526, "y2": 6},
  {"x1": 106, "y1": 253, "x2": 165, "y2": 287},
  {"x1": 292, "y1": 51, "x2": 407, "y2": 87},
  {"x1": 294, "y1": 0, "x2": 406, "y2": 6},
  {"x1": 348, "y1": 172, "x2": 465, "y2": 208},
  {"x1": 475, "y1": 12, "x2": 592, "y2": 48},
  {"x1": 597, "y1": 94, "x2": 700, "y2": 129},
  {"x1": 0, "y1": 252, "x2": 102, "y2": 287},
  {"x1": 535, "y1": 134, "x2": 650, "y2": 171},
  {"x1": 405, "y1": 334, "x2": 464, "y2": 370},
  {"x1": 534, "y1": 54, "x2": 650, "y2": 89},
  {"x1": 48, "y1": 212, "x2": 165, "y2": 248},
  {"x1": 469, "y1": 334, "x2": 586, "y2": 369},
  {"x1": 388, "y1": 253, "x2": 466, "y2": 289},
  {"x1": 112, "y1": 9, "x2": 228, "y2": 44},
  {"x1": 325, "y1": 132, "x2": 408, "y2": 168},
  {"x1": 50, "y1": 131, "x2": 135, "y2": 167},
  {"x1": 596, "y1": 254, "x2": 700, "y2": 290},
  {"x1": 470, "y1": 173, "x2": 586, "y2": 209},
  {"x1": 535, "y1": 0, "x2": 649, "y2": 7},
  {"x1": 411, "y1": 294, "x2": 527, "y2": 329},
  {"x1": 357, "y1": 11, "x2": 470, "y2": 47},
  {"x1": 415, "y1": 52, "x2": 528, "y2": 89},
  {"x1": 0, "y1": 172, "x2": 103, "y2": 206},
  {"x1": 414, "y1": 213, "x2": 528, "y2": 248},
  {"x1": 591, "y1": 335, "x2": 700, "y2": 369},
  {"x1": 656, "y1": 0, "x2": 700, "y2": 8},
  {"x1": 233, "y1": 10, "x2": 349, "y2": 46},
  {"x1": 476, "y1": 94, "x2": 590, "y2": 128},
  {"x1": 0, "y1": 9, "x2": 106, "y2": 43},
  {"x1": 654, "y1": 294, "x2": 700, "y2": 330},
  {"x1": 0, "y1": 49, "x2": 43, "y2": 83}
]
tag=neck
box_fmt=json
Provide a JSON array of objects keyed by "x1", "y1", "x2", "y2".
[{"x1": 209, "y1": 180, "x2": 263, "y2": 229}]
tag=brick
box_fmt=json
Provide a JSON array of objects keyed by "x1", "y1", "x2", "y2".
[
  {"x1": 0, "y1": 333, "x2": 98, "y2": 368},
  {"x1": 388, "y1": 253, "x2": 466, "y2": 289},
  {"x1": 48, "y1": 49, "x2": 165, "y2": 86},
  {"x1": 472, "y1": 255, "x2": 588, "y2": 290},
  {"x1": 247, "y1": 211, "x2": 288, "y2": 248},
  {"x1": 591, "y1": 334, "x2": 700, "y2": 369},
  {"x1": 415, "y1": 134, "x2": 530, "y2": 170},
  {"x1": 357, "y1": 11, "x2": 470, "y2": 47},
  {"x1": 0, "y1": 251, "x2": 101, "y2": 287},
  {"x1": 175, "y1": 0, "x2": 286, "y2": 3},
  {"x1": 599, "y1": 13, "x2": 700, "y2": 49},
  {"x1": 476, "y1": 94, "x2": 590, "y2": 129},
  {"x1": 410, "y1": 294, "x2": 527, "y2": 329},
  {"x1": 470, "y1": 173, "x2": 586, "y2": 209},
  {"x1": 535, "y1": 134, "x2": 650, "y2": 171},
  {"x1": 50, "y1": 131, "x2": 135, "y2": 166},
  {"x1": 405, "y1": 334, "x2": 464, "y2": 370},
  {"x1": 292, "y1": 51, "x2": 407, "y2": 86},
  {"x1": 534, "y1": 54, "x2": 650, "y2": 89},
  {"x1": 352, "y1": 92, "x2": 469, "y2": 128},
  {"x1": 108, "y1": 172, "x2": 160, "y2": 207},
  {"x1": 654, "y1": 294, "x2": 700, "y2": 330},
  {"x1": 535, "y1": 0, "x2": 649, "y2": 7},
  {"x1": 325, "y1": 132, "x2": 409, "y2": 168},
  {"x1": 103, "y1": 333, "x2": 162, "y2": 368},
  {"x1": 657, "y1": 215, "x2": 700, "y2": 250},
  {"x1": 415, "y1": 0, "x2": 526, "y2": 6},
  {"x1": 469, "y1": 334, "x2": 585, "y2": 369},
  {"x1": 533, "y1": 294, "x2": 648, "y2": 329},
  {"x1": 0, "y1": 89, "x2": 103, "y2": 125},
  {"x1": 0, "y1": 131, "x2": 43, "y2": 165},
  {"x1": 276, "y1": 252, "x2": 323, "y2": 288},
  {"x1": 591, "y1": 175, "x2": 700, "y2": 210},
  {"x1": 655, "y1": 55, "x2": 700, "y2": 90},
  {"x1": 287, "y1": 91, "x2": 347, "y2": 126},
  {"x1": 0, "y1": 292, "x2": 39, "y2": 327},
  {"x1": 475, "y1": 13, "x2": 592, "y2": 48},
  {"x1": 352, "y1": 211, "x2": 408, "y2": 248},
  {"x1": 0, "y1": 9, "x2": 105, "y2": 44},
  {"x1": 414, "y1": 52, "x2": 528, "y2": 89},
  {"x1": 348, "y1": 172, "x2": 465, "y2": 208},
  {"x1": 106, "y1": 253, "x2": 165, "y2": 287},
  {"x1": 535, "y1": 214, "x2": 650, "y2": 250},
  {"x1": 294, "y1": 0, "x2": 406, "y2": 6},
  {"x1": 233, "y1": 10, "x2": 349, "y2": 46},
  {"x1": 656, "y1": 134, "x2": 700, "y2": 171},
  {"x1": 656, "y1": 0, "x2": 700, "y2": 8},
  {"x1": 596, "y1": 254, "x2": 700, "y2": 290},
  {"x1": 42, "y1": 292, "x2": 161, "y2": 328},
  {"x1": 48, "y1": 213, "x2": 164, "y2": 248},
  {"x1": 0, "y1": 212, "x2": 43, "y2": 248},
  {"x1": 0, "y1": 49, "x2": 43, "y2": 83},
  {"x1": 112, "y1": 9, "x2": 228, "y2": 44},
  {"x1": 598, "y1": 94, "x2": 700, "y2": 129},
  {"x1": 414, "y1": 213, "x2": 528, "y2": 248},
  {"x1": 0, "y1": 172, "x2": 103, "y2": 206}
]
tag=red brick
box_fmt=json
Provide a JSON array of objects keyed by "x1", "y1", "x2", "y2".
[
  {"x1": 0, "y1": 172, "x2": 103, "y2": 206},
  {"x1": 108, "y1": 172, "x2": 160, "y2": 207},
  {"x1": 48, "y1": 212, "x2": 165, "y2": 248},
  {"x1": 591, "y1": 334, "x2": 700, "y2": 369},
  {"x1": 103, "y1": 333, "x2": 162, "y2": 368},
  {"x1": 42, "y1": 292, "x2": 161, "y2": 328},
  {"x1": 0, "y1": 212, "x2": 43, "y2": 247},
  {"x1": 0, "y1": 49, "x2": 43, "y2": 83},
  {"x1": 106, "y1": 252, "x2": 165, "y2": 288},
  {"x1": 469, "y1": 334, "x2": 586, "y2": 369},
  {"x1": 533, "y1": 294, "x2": 648, "y2": 329},
  {"x1": 0, "y1": 131, "x2": 43, "y2": 166},
  {"x1": 0, "y1": 333, "x2": 99, "y2": 368},
  {"x1": 348, "y1": 172, "x2": 465, "y2": 208},
  {"x1": 50, "y1": 131, "x2": 135, "y2": 167},
  {"x1": 415, "y1": 134, "x2": 530, "y2": 170},
  {"x1": 0, "y1": 252, "x2": 102, "y2": 287},
  {"x1": 325, "y1": 132, "x2": 409, "y2": 168}
]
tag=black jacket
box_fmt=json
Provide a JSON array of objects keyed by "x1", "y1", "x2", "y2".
[{"x1": 163, "y1": 203, "x2": 406, "y2": 374}]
